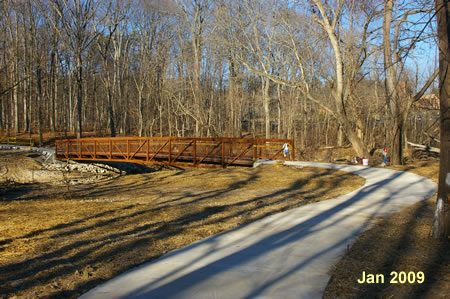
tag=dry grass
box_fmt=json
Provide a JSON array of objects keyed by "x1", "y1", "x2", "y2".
[
  {"x1": 324, "y1": 160, "x2": 450, "y2": 299},
  {"x1": 0, "y1": 152, "x2": 364, "y2": 299}
]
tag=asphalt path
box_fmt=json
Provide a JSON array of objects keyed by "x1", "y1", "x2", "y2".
[{"x1": 80, "y1": 161, "x2": 437, "y2": 299}]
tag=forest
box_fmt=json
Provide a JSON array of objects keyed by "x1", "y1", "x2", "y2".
[{"x1": 0, "y1": 0, "x2": 440, "y2": 164}]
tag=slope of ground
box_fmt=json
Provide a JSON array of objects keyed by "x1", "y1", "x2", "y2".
[
  {"x1": 324, "y1": 161, "x2": 449, "y2": 299},
  {"x1": 0, "y1": 150, "x2": 119, "y2": 187},
  {"x1": 0, "y1": 150, "x2": 364, "y2": 298}
]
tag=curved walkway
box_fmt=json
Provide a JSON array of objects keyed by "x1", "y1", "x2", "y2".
[{"x1": 80, "y1": 162, "x2": 437, "y2": 299}]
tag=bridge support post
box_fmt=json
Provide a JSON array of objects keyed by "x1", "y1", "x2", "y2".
[
  {"x1": 127, "y1": 139, "x2": 130, "y2": 160},
  {"x1": 168, "y1": 139, "x2": 172, "y2": 164},
  {"x1": 221, "y1": 141, "x2": 225, "y2": 168},
  {"x1": 193, "y1": 139, "x2": 197, "y2": 167},
  {"x1": 146, "y1": 139, "x2": 150, "y2": 162}
]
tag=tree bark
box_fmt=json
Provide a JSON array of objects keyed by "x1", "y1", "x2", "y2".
[
  {"x1": 68, "y1": 66, "x2": 73, "y2": 133},
  {"x1": 137, "y1": 88, "x2": 144, "y2": 137},
  {"x1": 76, "y1": 58, "x2": 83, "y2": 139},
  {"x1": 263, "y1": 77, "x2": 270, "y2": 139},
  {"x1": 107, "y1": 85, "x2": 115, "y2": 137},
  {"x1": 36, "y1": 67, "x2": 43, "y2": 146},
  {"x1": 228, "y1": 54, "x2": 237, "y2": 137},
  {"x1": 432, "y1": 0, "x2": 450, "y2": 239},
  {"x1": 383, "y1": 0, "x2": 403, "y2": 165},
  {"x1": 13, "y1": 8, "x2": 19, "y2": 135},
  {"x1": 277, "y1": 84, "x2": 282, "y2": 138},
  {"x1": 391, "y1": 116, "x2": 404, "y2": 165}
]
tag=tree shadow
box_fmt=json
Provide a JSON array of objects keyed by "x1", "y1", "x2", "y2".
[
  {"x1": 1, "y1": 165, "x2": 431, "y2": 299},
  {"x1": 0, "y1": 182, "x2": 37, "y2": 201},
  {"x1": 0, "y1": 204, "x2": 137, "y2": 247},
  {"x1": 0, "y1": 166, "x2": 355, "y2": 298},
  {"x1": 324, "y1": 194, "x2": 449, "y2": 299},
  {"x1": 0, "y1": 167, "x2": 260, "y2": 296},
  {"x1": 111, "y1": 170, "x2": 412, "y2": 299}
]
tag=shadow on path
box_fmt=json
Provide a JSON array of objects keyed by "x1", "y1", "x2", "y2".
[{"x1": 79, "y1": 164, "x2": 436, "y2": 299}]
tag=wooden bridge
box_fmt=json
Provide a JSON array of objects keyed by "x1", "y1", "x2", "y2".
[{"x1": 55, "y1": 137, "x2": 295, "y2": 168}]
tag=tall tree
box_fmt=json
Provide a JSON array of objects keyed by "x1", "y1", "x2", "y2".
[
  {"x1": 383, "y1": 0, "x2": 438, "y2": 165},
  {"x1": 96, "y1": 0, "x2": 130, "y2": 137},
  {"x1": 175, "y1": 0, "x2": 213, "y2": 136},
  {"x1": 49, "y1": 0, "x2": 105, "y2": 138},
  {"x1": 432, "y1": 0, "x2": 450, "y2": 239},
  {"x1": 230, "y1": 0, "x2": 282, "y2": 139}
]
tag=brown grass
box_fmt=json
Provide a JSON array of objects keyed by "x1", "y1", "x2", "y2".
[
  {"x1": 0, "y1": 152, "x2": 364, "y2": 299},
  {"x1": 324, "y1": 160, "x2": 450, "y2": 299}
]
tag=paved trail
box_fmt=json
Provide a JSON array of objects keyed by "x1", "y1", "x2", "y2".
[{"x1": 80, "y1": 162, "x2": 437, "y2": 299}]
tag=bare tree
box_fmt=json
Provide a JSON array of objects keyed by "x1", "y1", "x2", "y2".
[
  {"x1": 175, "y1": 0, "x2": 215, "y2": 136},
  {"x1": 96, "y1": 0, "x2": 131, "y2": 137},
  {"x1": 383, "y1": 0, "x2": 438, "y2": 165},
  {"x1": 231, "y1": 0, "x2": 281, "y2": 139},
  {"x1": 227, "y1": 0, "x2": 380, "y2": 155},
  {"x1": 307, "y1": 0, "x2": 381, "y2": 156},
  {"x1": 49, "y1": 0, "x2": 106, "y2": 138},
  {"x1": 0, "y1": 0, "x2": 438, "y2": 160}
]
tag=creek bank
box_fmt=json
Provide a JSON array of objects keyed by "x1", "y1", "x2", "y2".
[{"x1": 0, "y1": 146, "x2": 159, "y2": 186}]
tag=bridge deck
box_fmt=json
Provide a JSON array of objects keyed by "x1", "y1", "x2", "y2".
[{"x1": 55, "y1": 137, "x2": 294, "y2": 168}]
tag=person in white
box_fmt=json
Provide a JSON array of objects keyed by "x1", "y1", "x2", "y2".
[{"x1": 283, "y1": 143, "x2": 289, "y2": 157}]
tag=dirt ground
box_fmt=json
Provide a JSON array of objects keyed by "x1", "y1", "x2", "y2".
[
  {"x1": 0, "y1": 149, "x2": 364, "y2": 298},
  {"x1": 324, "y1": 160, "x2": 450, "y2": 299}
]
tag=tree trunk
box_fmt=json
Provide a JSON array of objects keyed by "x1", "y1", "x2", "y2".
[
  {"x1": 24, "y1": 77, "x2": 29, "y2": 133},
  {"x1": 52, "y1": 53, "x2": 57, "y2": 136},
  {"x1": 337, "y1": 125, "x2": 343, "y2": 146},
  {"x1": 228, "y1": 54, "x2": 237, "y2": 137},
  {"x1": 13, "y1": 66, "x2": 19, "y2": 135},
  {"x1": 63, "y1": 79, "x2": 67, "y2": 137},
  {"x1": 37, "y1": 68, "x2": 43, "y2": 146},
  {"x1": 1, "y1": 96, "x2": 4, "y2": 130},
  {"x1": 68, "y1": 67, "x2": 73, "y2": 133},
  {"x1": 340, "y1": 117, "x2": 366, "y2": 156},
  {"x1": 6, "y1": 88, "x2": 10, "y2": 137},
  {"x1": 168, "y1": 98, "x2": 172, "y2": 136},
  {"x1": 14, "y1": 16, "x2": 19, "y2": 135},
  {"x1": 277, "y1": 84, "x2": 282, "y2": 138},
  {"x1": 107, "y1": 86, "x2": 116, "y2": 137},
  {"x1": 432, "y1": 0, "x2": 450, "y2": 239},
  {"x1": 76, "y1": 57, "x2": 83, "y2": 139},
  {"x1": 302, "y1": 100, "x2": 307, "y2": 148},
  {"x1": 391, "y1": 117, "x2": 403, "y2": 165},
  {"x1": 23, "y1": 25, "x2": 29, "y2": 133},
  {"x1": 263, "y1": 77, "x2": 270, "y2": 139},
  {"x1": 159, "y1": 103, "x2": 163, "y2": 136},
  {"x1": 28, "y1": 74, "x2": 33, "y2": 136},
  {"x1": 383, "y1": 0, "x2": 407, "y2": 165},
  {"x1": 138, "y1": 90, "x2": 144, "y2": 137}
]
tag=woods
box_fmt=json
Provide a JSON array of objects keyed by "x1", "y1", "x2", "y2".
[
  {"x1": 0, "y1": 3, "x2": 449, "y2": 297},
  {"x1": 0, "y1": 0, "x2": 439, "y2": 161}
]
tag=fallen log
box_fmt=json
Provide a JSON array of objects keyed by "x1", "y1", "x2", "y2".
[{"x1": 407, "y1": 141, "x2": 440, "y2": 153}]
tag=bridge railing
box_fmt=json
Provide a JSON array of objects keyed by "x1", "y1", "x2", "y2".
[{"x1": 55, "y1": 137, "x2": 294, "y2": 168}]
